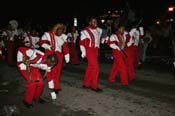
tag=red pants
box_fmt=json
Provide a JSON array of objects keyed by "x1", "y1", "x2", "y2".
[
  {"x1": 69, "y1": 43, "x2": 79, "y2": 64},
  {"x1": 132, "y1": 46, "x2": 139, "y2": 68},
  {"x1": 108, "y1": 50, "x2": 128, "y2": 85},
  {"x1": 7, "y1": 41, "x2": 14, "y2": 65},
  {"x1": 17, "y1": 66, "x2": 44, "y2": 104},
  {"x1": 83, "y1": 47, "x2": 99, "y2": 89},
  {"x1": 124, "y1": 47, "x2": 135, "y2": 80},
  {"x1": 25, "y1": 81, "x2": 44, "y2": 104},
  {"x1": 46, "y1": 50, "x2": 63, "y2": 90}
]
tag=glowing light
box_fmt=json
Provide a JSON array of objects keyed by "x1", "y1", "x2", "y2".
[
  {"x1": 101, "y1": 19, "x2": 105, "y2": 23},
  {"x1": 168, "y1": 7, "x2": 174, "y2": 12},
  {"x1": 74, "y1": 18, "x2": 77, "y2": 27},
  {"x1": 156, "y1": 20, "x2": 160, "y2": 25},
  {"x1": 170, "y1": 18, "x2": 174, "y2": 22}
]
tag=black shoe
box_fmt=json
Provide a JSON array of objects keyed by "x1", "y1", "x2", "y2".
[
  {"x1": 34, "y1": 98, "x2": 46, "y2": 104},
  {"x1": 23, "y1": 100, "x2": 33, "y2": 108},
  {"x1": 91, "y1": 88, "x2": 103, "y2": 93},
  {"x1": 54, "y1": 89, "x2": 62, "y2": 94},
  {"x1": 82, "y1": 85, "x2": 91, "y2": 89}
]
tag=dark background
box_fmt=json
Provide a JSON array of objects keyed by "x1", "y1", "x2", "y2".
[{"x1": 0, "y1": 0, "x2": 174, "y2": 26}]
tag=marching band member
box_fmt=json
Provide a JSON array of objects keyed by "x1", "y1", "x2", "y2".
[
  {"x1": 17, "y1": 47, "x2": 58, "y2": 107},
  {"x1": 107, "y1": 24, "x2": 129, "y2": 86},
  {"x1": 40, "y1": 22, "x2": 70, "y2": 95},
  {"x1": 80, "y1": 17, "x2": 107, "y2": 92}
]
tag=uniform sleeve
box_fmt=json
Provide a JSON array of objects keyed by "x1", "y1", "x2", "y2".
[
  {"x1": 62, "y1": 35, "x2": 70, "y2": 63},
  {"x1": 80, "y1": 45, "x2": 86, "y2": 58},
  {"x1": 108, "y1": 35, "x2": 120, "y2": 50},
  {"x1": 17, "y1": 50, "x2": 24, "y2": 63},
  {"x1": 41, "y1": 32, "x2": 51, "y2": 50},
  {"x1": 129, "y1": 28, "x2": 137, "y2": 37},
  {"x1": 127, "y1": 31, "x2": 135, "y2": 47},
  {"x1": 30, "y1": 63, "x2": 51, "y2": 72},
  {"x1": 17, "y1": 55, "x2": 29, "y2": 81},
  {"x1": 139, "y1": 27, "x2": 144, "y2": 36},
  {"x1": 63, "y1": 42, "x2": 70, "y2": 63},
  {"x1": 79, "y1": 30, "x2": 89, "y2": 58},
  {"x1": 16, "y1": 49, "x2": 29, "y2": 81}
]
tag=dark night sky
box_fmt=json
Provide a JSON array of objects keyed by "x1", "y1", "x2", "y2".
[{"x1": 0, "y1": 0, "x2": 174, "y2": 26}]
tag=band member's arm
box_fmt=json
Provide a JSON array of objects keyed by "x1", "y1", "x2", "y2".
[
  {"x1": 108, "y1": 34, "x2": 121, "y2": 51},
  {"x1": 139, "y1": 27, "x2": 144, "y2": 36},
  {"x1": 30, "y1": 63, "x2": 51, "y2": 72},
  {"x1": 62, "y1": 40, "x2": 70, "y2": 63},
  {"x1": 41, "y1": 33, "x2": 52, "y2": 50},
  {"x1": 17, "y1": 51, "x2": 31, "y2": 81},
  {"x1": 79, "y1": 31, "x2": 88, "y2": 58},
  {"x1": 127, "y1": 32, "x2": 134, "y2": 47}
]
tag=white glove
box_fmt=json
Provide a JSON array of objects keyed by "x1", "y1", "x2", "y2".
[
  {"x1": 30, "y1": 64, "x2": 48, "y2": 70},
  {"x1": 46, "y1": 67, "x2": 51, "y2": 72},
  {"x1": 139, "y1": 27, "x2": 144, "y2": 36},
  {"x1": 80, "y1": 45, "x2": 86, "y2": 58},
  {"x1": 81, "y1": 52, "x2": 86, "y2": 58},
  {"x1": 64, "y1": 54, "x2": 70, "y2": 63}
]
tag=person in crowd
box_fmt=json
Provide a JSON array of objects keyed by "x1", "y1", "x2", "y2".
[
  {"x1": 67, "y1": 26, "x2": 79, "y2": 65},
  {"x1": 23, "y1": 29, "x2": 40, "y2": 49},
  {"x1": 139, "y1": 30, "x2": 152, "y2": 64},
  {"x1": 17, "y1": 47, "x2": 58, "y2": 108},
  {"x1": 107, "y1": 24, "x2": 129, "y2": 86},
  {"x1": 79, "y1": 17, "x2": 108, "y2": 92},
  {"x1": 40, "y1": 22, "x2": 70, "y2": 95},
  {"x1": 130, "y1": 26, "x2": 144, "y2": 68}
]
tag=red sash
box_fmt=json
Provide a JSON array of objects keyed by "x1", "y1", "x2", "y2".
[
  {"x1": 30, "y1": 53, "x2": 43, "y2": 64},
  {"x1": 116, "y1": 33, "x2": 123, "y2": 49},
  {"x1": 85, "y1": 27, "x2": 95, "y2": 47},
  {"x1": 49, "y1": 32, "x2": 55, "y2": 50},
  {"x1": 18, "y1": 47, "x2": 42, "y2": 64},
  {"x1": 70, "y1": 33, "x2": 74, "y2": 43}
]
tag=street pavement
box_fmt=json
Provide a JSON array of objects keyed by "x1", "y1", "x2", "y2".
[{"x1": 0, "y1": 60, "x2": 175, "y2": 116}]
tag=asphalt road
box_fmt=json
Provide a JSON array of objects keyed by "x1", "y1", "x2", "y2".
[{"x1": 0, "y1": 60, "x2": 175, "y2": 116}]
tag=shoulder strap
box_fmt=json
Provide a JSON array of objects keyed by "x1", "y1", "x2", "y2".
[
  {"x1": 85, "y1": 27, "x2": 95, "y2": 47},
  {"x1": 49, "y1": 31, "x2": 56, "y2": 50}
]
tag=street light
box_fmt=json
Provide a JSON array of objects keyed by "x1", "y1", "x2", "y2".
[
  {"x1": 101, "y1": 19, "x2": 105, "y2": 23},
  {"x1": 168, "y1": 6, "x2": 174, "y2": 12},
  {"x1": 156, "y1": 20, "x2": 160, "y2": 25},
  {"x1": 74, "y1": 17, "x2": 77, "y2": 27}
]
